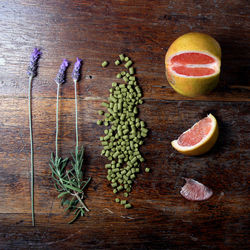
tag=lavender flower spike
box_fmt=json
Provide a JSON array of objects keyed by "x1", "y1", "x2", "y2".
[
  {"x1": 55, "y1": 59, "x2": 69, "y2": 85},
  {"x1": 27, "y1": 48, "x2": 42, "y2": 77},
  {"x1": 72, "y1": 57, "x2": 82, "y2": 82}
]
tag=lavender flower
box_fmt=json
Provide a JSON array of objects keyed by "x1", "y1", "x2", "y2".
[
  {"x1": 72, "y1": 57, "x2": 82, "y2": 82},
  {"x1": 55, "y1": 59, "x2": 69, "y2": 85},
  {"x1": 27, "y1": 48, "x2": 42, "y2": 77}
]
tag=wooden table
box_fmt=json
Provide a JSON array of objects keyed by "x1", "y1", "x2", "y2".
[{"x1": 0, "y1": 0, "x2": 249, "y2": 249}]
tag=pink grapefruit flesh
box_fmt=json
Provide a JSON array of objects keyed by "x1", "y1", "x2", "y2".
[
  {"x1": 170, "y1": 52, "x2": 217, "y2": 77},
  {"x1": 171, "y1": 52, "x2": 215, "y2": 64},
  {"x1": 178, "y1": 117, "x2": 212, "y2": 147}
]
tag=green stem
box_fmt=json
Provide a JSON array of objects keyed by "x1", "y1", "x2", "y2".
[
  {"x1": 55, "y1": 84, "x2": 60, "y2": 159},
  {"x1": 74, "y1": 192, "x2": 89, "y2": 212},
  {"x1": 28, "y1": 76, "x2": 35, "y2": 227},
  {"x1": 74, "y1": 80, "x2": 79, "y2": 154}
]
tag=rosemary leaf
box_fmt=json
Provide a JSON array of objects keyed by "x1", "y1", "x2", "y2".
[
  {"x1": 68, "y1": 209, "x2": 81, "y2": 224},
  {"x1": 58, "y1": 192, "x2": 68, "y2": 198},
  {"x1": 64, "y1": 184, "x2": 82, "y2": 193}
]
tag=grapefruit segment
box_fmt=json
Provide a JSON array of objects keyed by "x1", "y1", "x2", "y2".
[
  {"x1": 171, "y1": 52, "x2": 215, "y2": 65},
  {"x1": 172, "y1": 66, "x2": 215, "y2": 77},
  {"x1": 180, "y1": 178, "x2": 213, "y2": 201},
  {"x1": 171, "y1": 114, "x2": 219, "y2": 156}
]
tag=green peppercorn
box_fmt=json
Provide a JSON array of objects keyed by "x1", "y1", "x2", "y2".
[
  {"x1": 101, "y1": 102, "x2": 109, "y2": 107},
  {"x1": 145, "y1": 168, "x2": 150, "y2": 172},
  {"x1": 112, "y1": 82, "x2": 117, "y2": 87},
  {"x1": 115, "y1": 60, "x2": 120, "y2": 66},
  {"x1": 131, "y1": 157, "x2": 137, "y2": 164},
  {"x1": 120, "y1": 200, "x2": 127, "y2": 205},
  {"x1": 125, "y1": 60, "x2": 132, "y2": 68},
  {"x1": 105, "y1": 163, "x2": 111, "y2": 168},
  {"x1": 116, "y1": 73, "x2": 122, "y2": 79},
  {"x1": 97, "y1": 120, "x2": 102, "y2": 125},
  {"x1": 129, "y1": 67, "x2": 134, "y2": 75},
  {"x1": 111, "y1": 182, "x2": 118, "y2": 188},
  {"x1": 115, "y1": 198, "x2": 120, "y2": 203},
  {"x1": 141, "y1": 128, "x2": 148, "y2": 134},
  {"x1": 119, "y1": 54, "x2": 125, "y2": 61},
  {"x1": 102, "y1": 61, "x2": 108, "y2": 67},
  {"x1": 130, "y1": 174, "x2": 135, "y2": 179},
  {"x1": 124, "y1": 192, "x2": 129, "y2": 197},
  {"x1": 125, "y1": 203, "x2": 132, "y2": 209}
]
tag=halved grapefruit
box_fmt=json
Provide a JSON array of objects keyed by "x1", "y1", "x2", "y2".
[
  {"x1": 165, "y1": 32, "x2": 221, "y2": 97},
  {"x1": 171, "y1": 114, "x2": 219, "y2": 156}
]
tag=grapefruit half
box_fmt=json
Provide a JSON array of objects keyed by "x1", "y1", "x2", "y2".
[
  {"x1": 171, "y1": 114, "x2": 218, "y2": 156},
  {"x1": 165, "y1": 33, "x2": 221, "y2": 97}
]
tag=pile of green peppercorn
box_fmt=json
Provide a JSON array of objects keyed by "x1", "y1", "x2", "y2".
[{"x1": 98, "y1": 54, "x2": 150, "y2": 208}]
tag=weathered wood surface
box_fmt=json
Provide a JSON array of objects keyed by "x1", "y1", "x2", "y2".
[{"x1": 0, "y1": 0, "x2": 249, "y2": 249}]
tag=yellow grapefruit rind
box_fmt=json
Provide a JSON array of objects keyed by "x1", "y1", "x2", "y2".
[
  {"x1": 171, "y1": 114, "x2": 219, "y2": 156},
  {"x1": 165, "y1": 32, "x2": 221, "y2": 97}
]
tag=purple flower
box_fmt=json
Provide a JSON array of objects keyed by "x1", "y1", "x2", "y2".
[
  {"x1": 27, "y1": 48, "x2": 42, "y2": 77},
  {"x1": 55, "y1": 59, "x2": 69, "y2": 85},
  {"x1": 72, "y1": 57, "x2": 82, "y2": 82}
]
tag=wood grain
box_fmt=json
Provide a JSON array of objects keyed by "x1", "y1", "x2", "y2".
[{"x1": 0, "y1": 0, "x2": 249, "y2": 249}]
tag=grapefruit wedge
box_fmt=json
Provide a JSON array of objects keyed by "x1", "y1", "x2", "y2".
[
  {"x1": 171, "y1": 114, "x2": 218, "y2": 156},
  {"x1": 165, "y1": 32, "x2": 221, "y2": 97}
]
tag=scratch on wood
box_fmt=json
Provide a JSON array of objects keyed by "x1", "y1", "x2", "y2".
[
  {"x1": 45, "y1": 230, "x2": 81, "y2": 246},
  {"x1": 104, "y1": 208, "x2": 113, "y2": 214},
  {"x1": 152, "y1": 85, "x2": 169, "y2": 89},
  {"x1": 83, "y1": 96, "x2": 105, "y2": 101},
  {"x1": 46, "y1": 199, "x2": 54, "y2": 230},
  {"x1": 120, "y1": 215, "x2": 135, "y2": 220},
  {"x1": 216, "y1": 192, "x2": 225, "y2": 203}
]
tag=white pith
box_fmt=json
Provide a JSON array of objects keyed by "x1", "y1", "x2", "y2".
[
  {"x1": 168, "y1": 51, "x2": 220, "y2": 78},
  {"x1": 172, "y1": 114, "x2": 216, "y2": 152}
]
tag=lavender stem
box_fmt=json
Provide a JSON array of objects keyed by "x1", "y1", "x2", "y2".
[
  {"x1": 55, "y1": 84, "x2": 60, "y2": 159},
  {"x1": 28, "y1": 76, "x2": 35, "y2": 226},
  {"x1": 27, "y1": 48, "x2": 41, "y2": 227},
  {"x1": 74, "y1": 79, "x2": 79, "y2": 153}
]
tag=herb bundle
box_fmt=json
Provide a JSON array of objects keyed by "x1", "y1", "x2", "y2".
[
  {"x1": 27, "y1": 48, "x2": 41, "y2": 226},
  {"x1": 49, "y1": 58, "x2": 91, "y2": 223}
]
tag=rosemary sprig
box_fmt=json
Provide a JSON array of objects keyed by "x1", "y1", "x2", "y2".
[
  {"x1": 49, "y1": 150, "x2": 91, "y2": 223},
  {"x1": 27, "y1": 48, "x2": 41, "y2": 226},
  {"x1": 49, "y1": 58, "x2": 91, "y2": 223}
]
